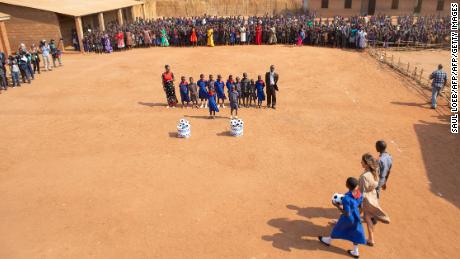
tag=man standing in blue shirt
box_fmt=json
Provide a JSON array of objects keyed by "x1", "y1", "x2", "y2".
[
  {"x1": 376, "y1": 140, "x2": 392, "y2": 198},
  {"x1": 429, "y1": 64, "x2": 448, "y2": 109}
]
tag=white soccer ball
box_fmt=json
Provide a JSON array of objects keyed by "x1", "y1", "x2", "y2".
[{"x1": 332, "y1": 193, "x2": 344, "y2": 205}]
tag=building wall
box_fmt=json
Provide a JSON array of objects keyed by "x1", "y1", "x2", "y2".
[
  {"x1": 0, "y1": 3, "x2": 62, "y2": 51},
  {"x1": 149, "y1": 0, "x2": 303, "y2": 17},
  {"x1": 145, "y1": 0, "x2": 451, "y2": 17},
  {"x1": 420, "y1": 0, "x2": 449, "y2": 15},
  {"x1": 57, "y1": 14, "x2": 75, "y2": 49},
  {"x1": 309, "y1": 0, "x2": 364, "y2": 16},
  {"x1": 103, "y1": 10, "x2": 119, "y2": 26}
]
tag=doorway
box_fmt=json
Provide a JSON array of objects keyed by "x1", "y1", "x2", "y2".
[{"x1": 368, "y1": 0, "x2": 376, "y2": 15}]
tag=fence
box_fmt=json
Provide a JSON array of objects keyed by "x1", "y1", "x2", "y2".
[
  {"x1": 368, "y1": 40, "x2": 450, "y2": 51},
  {"x1": 367, "y1": 46, "x2": 451, "y2": 104}
]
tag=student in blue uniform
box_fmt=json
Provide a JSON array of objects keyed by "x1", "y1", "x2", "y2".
[
  {"x1": 179, "y1": 76, "x2": 190, "y2": 108},
  {"x1": 207, "y1": 89, "x2": 219, "y2": 119},
  {"x1": 215, "y1": 74, "x2": 226, "y2": 108},
  {"x1": 319, "y1": 177, "x2": 366, "y2": 258},
  {"x1": 197, "y1": 74, "x2": 208, "y2": 108},
  {"x1": 255, "y1": 75, "x2": 266, "y2": 108},
  {"x1": 226, "y1": 75, "x2": 235, "y2": 95}
]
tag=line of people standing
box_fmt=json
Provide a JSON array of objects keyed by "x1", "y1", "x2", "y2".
[
  {"x1": 161, "y1": 65, "x2": 279, "y2": 118},
  {"x1": 0, "y1": 39, "x2": 63, "y2": 93},
  {"x1": 80, "y1": 14, "x2": 450, "y2": 53}
]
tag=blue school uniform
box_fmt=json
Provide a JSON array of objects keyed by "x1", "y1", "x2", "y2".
[
  {"x1": 230, "y1": 32, "x2": 236, "y2": 44},
  {"x1": 226, "y1": 80, "x2": 235, "y2": 94},
  {"x1": 256, "y1": 80, "x2": 265, "y2": 101},
  {"x1": 330, "y1": 191, "x2": 366, "y2": 244},
  {"x1": 179, "y1": 81, "x2": 190, "y2": 102},
  {"x1": 215, "y1": 80, "x2": 226, "y2": 99},
  {"x1": 197, "y1": 79, "x2": 208, "y2": 99},
  {"x1": 208, "y1": 92, "x2": 220, "y2": 112}
]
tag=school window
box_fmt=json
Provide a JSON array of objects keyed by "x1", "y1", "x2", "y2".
[
  {"x1": 345, "y1": 0, "x2": 352, "y2": 9},
  {"x1": 437, "y1": 0, "x2": 444, "y2": 11},
  {"x1": 391, "y1": 0, "x2": 399, "y2": 9},
  {"x1": 321, "y1": 0, "x2": 329, "y2": 8}
]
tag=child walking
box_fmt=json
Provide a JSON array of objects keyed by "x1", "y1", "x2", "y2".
[
  {"x1": 179, "y1": 76, "x2": 190, "y2": 108},
  {"x1": 188, "y1": 77, "x2": 199, "y2": 108},
  {"x1": 229, "y1": 86, "x2": 239, "y2": 118},
  {"x1": 207, "y1": 89, "x2": 219, "y2": 119},
  {"x1": 319, "y1": 177, "x2": 366, "y2": 258},
  {"x1": 255, "y1": 75, "x2": 265, "y2": 108},
  {"x1": 197, "y1": 74, "x2": 208, "y2": 108}
]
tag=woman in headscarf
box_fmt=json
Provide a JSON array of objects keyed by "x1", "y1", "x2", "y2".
[
  {"x1": 161, "y1": 65, "x2": 177, "y2": 108},
  {"x1": 103, "y1": 33, "x2": 113, "y2": 53},
  {"x1": 359, "y1": 153, "x2": 390, "y2": 246}
]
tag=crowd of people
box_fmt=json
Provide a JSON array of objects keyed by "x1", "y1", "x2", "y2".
[
  {"x1": 319, "y1": 140, "x2": 393, "y2": 258},
  {"x1": 79, "y1": 13, "x2": 450, "y2": 52},
  {"x1": 0, "y1": 39, "x2": 63, "y2": 93},
  {"x1": 161, "y1": 64, "x2": 279, "y2": 118}
]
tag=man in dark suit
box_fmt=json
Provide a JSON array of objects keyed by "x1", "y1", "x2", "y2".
[{"x1": 265, "y1": 65, "x2": 279, "y2": 109}]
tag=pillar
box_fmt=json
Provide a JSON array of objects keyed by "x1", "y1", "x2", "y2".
[
  {"x1": 117, "y1": 9, "x2": 123, "y2": 26},
  {"x1": 141, "y1": 4, "x2": 147, "y2": 19},
  {"x1": 303, "y1": 0, "x2": 309, "y2": 12},
  {"x1": 98, "y1": 12, "x2": 105, "y2": 31},
  {"x1": 74, "y1": 16, "x2": 84, "y2": 53},
  {"x1": 130, "y1": 6, "x2": 136, "y2": 22},
  {"x1": 0, "y1": 21, "x2": 11, "y2": 56}
]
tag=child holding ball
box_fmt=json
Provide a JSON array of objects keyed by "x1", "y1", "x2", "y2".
[{"x1": 318, "y1": 177, "x2": 366, "y2": 258}]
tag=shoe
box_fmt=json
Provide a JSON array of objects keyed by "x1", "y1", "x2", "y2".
[
  {"x1": 272, "y1": 106, "x2": 276, "y2": 109},
  {"x1": 430, "y1": 106, "x2": 436, "y2": 109},
  {"x1": 347, "y1": 250, "x2": 359, "y2": 258},
  {"x1": 318, "y1": 236, "x2": 330, "y2": 247}
]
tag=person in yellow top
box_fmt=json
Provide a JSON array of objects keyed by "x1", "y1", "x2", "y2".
[{"x1": 207, "y1": 28, "x2": 214, "y2": 47}]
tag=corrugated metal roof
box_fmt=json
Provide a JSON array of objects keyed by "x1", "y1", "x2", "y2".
[{"x1": 0, "y1": 0, "x2": 143, "y2": 17}]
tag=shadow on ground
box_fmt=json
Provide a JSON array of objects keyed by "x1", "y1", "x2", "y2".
[
  {"x1": 138, "y1": 102, "x2": 167, "y2": 107},
  {"x1": 262, "y1": 205, "x2": 348, "y2": 256},
  {"x1": 414, "y1": 115, "x2": 460, "y2": 208}
]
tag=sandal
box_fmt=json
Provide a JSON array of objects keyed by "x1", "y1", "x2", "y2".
[
  {"x1": 366, "y1": 240, "x2": 375, "y2": 247},
  {"x1": 318, "y1": 236, "x2": 330, "y2": 246},
  {"x1": 347, "y1": 250, "x2": 359, "y2": 258}
]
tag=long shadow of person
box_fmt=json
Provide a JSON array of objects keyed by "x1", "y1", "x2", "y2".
[{"x1": 262, "y1": 205, "x2": 348, "y2": 256}]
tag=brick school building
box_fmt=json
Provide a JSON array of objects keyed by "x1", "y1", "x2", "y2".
[{"x1": 0, "y1": 0, "x2": 146, "y2": 53}]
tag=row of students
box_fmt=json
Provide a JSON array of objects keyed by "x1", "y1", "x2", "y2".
[{"x1": 178, "y1": 74, "x2": 267, "y2": 110}]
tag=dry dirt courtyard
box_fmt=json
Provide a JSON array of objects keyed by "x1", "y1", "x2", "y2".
[{"x1": 0, "y1": 46, "x2": 459, "y2": 259}]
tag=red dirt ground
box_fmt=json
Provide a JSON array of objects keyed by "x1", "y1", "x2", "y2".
[{"x1": 0, "y1": 46, "x2": 459, "y2": 259}]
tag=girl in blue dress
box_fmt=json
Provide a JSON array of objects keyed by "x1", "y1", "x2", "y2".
[
  {"x1": 179, "y1": 76, "x2": 190, "y2": 108},
  {"x1": 215, "y1": 74, "x2": 226, "y2": 108},
  {"x1": 207, "y1": 89, "x2": 219, "y2": 119},
  {"x1": 197, "y1": 74, "x2": 208, "y2": 108},
  {"x1": 255, "y1": 75, "x2": 265, "y2": 108},
  {"x1": 319, "y1": 177, "x2": 366, "y2": 258}
]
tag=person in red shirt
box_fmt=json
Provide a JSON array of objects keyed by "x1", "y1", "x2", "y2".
[{"x1": 161, "y1": 65, "x2": 178, "y2": 108}]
